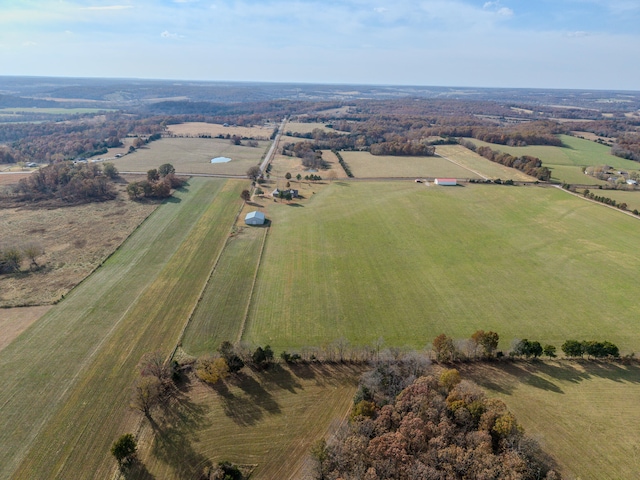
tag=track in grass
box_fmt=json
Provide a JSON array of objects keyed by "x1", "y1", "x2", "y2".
[
  {"x1": 241, "y1": 181, "x2": 640, "y2": 353},
  {"x1": 0, "y1": 178, "x2": 246, "y2": 479}
]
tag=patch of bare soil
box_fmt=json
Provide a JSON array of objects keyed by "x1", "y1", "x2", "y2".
[
  {"x1": 0, "y1": 185, "x2": 158, "y2": 307},
  {"x1": 0, "y1": 305, "x2": 52, "y2": 352}
]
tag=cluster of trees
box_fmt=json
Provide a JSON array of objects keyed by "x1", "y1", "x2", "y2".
[
  {"x1": 10, "y1": 161, "x2": 116, "y2": 203},
  {"x1": 460, "y1": 140, "x2": 552, "y2": 181},
  {"x1": 194, "y1": 341, "x2": 275, "y2": 386},
  {"x1": 369, "y1": 141, "x2": 435, "y2": 156},
  {"x1": 282, "y1": 141, "x2": 330, "y2": 170},
  {"x1": 0, "y1": 243, "x2": 44, "y2": 274},
  {"x1": 432, "y1": 331, "x2": 619, "y2": 362},
  {"x1": 126, "y1": 163, "x2": 184, "y2": 200},
  {"x1": 561, "y1": 340, "x2": 619, "y2": 359},
  {"x1": 611, "y1": 133, "x2": 640, "y2": 161},
  {"x1": 315, "y1": 367, "x2": 558, "y2": 479},
  {"x1": 130, "y1": 351, "x2": 178, "y2": 419}
]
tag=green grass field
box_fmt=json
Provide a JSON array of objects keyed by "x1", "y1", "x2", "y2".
[
  {"x1": 237, "y1": 182, "x2": 640, "y2": 353},
  {"x1": 138, "y1": 364, "x2": 363, "y2": 479},
  {"x1": 183, "y1": 225, "x2": 267, "y2": 356},
  {"x1": 339, "y1": 150, "x2": 481, "y2": 178},
  {"x1": 577, "y1": 188, "x2": 640, "y2": 213},
  {"x1": 470, "y1": 135, "x2": 639, "y2": 185},
  {"x1": 110, "y1": 137, "x2": 268, "y2": 175},
  {"x1": 464, "y1": 361, "x2": 640, "y2": 479},
  {"x1": 0, "y1": 178, "x2": 246, "y2": 479}
]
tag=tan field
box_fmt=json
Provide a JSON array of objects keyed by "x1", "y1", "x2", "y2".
[
  {"x1": 168, "y1": 122, "x2": 276, "y2": 140},
  {"x1": 436, "y1": 144, "x2": 538, "y2": 181},
  {"x1": 0, "y1": 186, "x2": 157, "y2": 307},
  {"x1": 0, "y1": 306, "x2": 51, "y2": 352}
]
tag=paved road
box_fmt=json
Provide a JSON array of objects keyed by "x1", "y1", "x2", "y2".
[{"x1": 259, "y1": 117, "x2": 287, "y2": 173}]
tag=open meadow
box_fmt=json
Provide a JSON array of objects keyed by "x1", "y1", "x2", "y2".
[
  {"x1": 0, "y1": 178, "x2": 247, "y2": 479},
  {"x1": 138, "y1": 364, "x2": 364, "y2": 480},
  {"x1": 435, "y1": 144, "x2": 537, "y2": 181},
  {"x1": 110, "y1": 137, "x2": 268, "y2": 175},
  {"x1": 167, "y1": 121, "x2": 276, "y2": 139},
  {"x1": 0, "y1": 183, "x2": 158, "y2": 307},
  {"x1": 470, "y1": 134, "x2": 639, "y2": 185},
  {"x1": 232, "y1": 182, "x2": 640, "y2": 353},
  {"x1": 339, "y1": 150, "x2": 481, "y2": 178},
  {"x1": 463, "y1": 361, "x2": 640, "y2": 480}
]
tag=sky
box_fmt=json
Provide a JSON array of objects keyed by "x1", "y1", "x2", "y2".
[{"x1": 0, "y1": 0, "x2": 639, "y2": 90}]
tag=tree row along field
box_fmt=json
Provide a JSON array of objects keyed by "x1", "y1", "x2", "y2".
[
  {"x1": 231, "y1": 181, "x2": 640, "y2": 353},
  {"x1": 0, "y1": 178, "x2": 245, "y2": 479}
]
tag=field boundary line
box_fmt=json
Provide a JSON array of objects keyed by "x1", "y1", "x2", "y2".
[
  {"x1": 169, "y1": 184, "x2": 247, "y2": 362},
  {"x1": 236, "y1": 225, "x2": 269, "y2": 344},
  {"x1": 435, "y1": 152, "x2": 489, "y2": 180},
  {"x1": 554, "y1": 184, "x2": 640, "y2": 220}
]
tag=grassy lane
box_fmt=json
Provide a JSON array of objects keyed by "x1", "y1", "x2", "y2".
[
  {"x1": 0, "y1": 179, "x2": 222, "y2": 479},
  {"x1": 243, "y1": 182, "x2": 640, "y2": 352},
  {"x1": 12, "y1": 179, "x2": 245, "y2": 479},
  {"x1": 182, "y1": 225, "x2": 267, "y2": 356}
]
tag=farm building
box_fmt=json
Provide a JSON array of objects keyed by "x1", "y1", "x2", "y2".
[
  {"x1": 434, "y1": 178, "x2": 457, "y2": 186},
  {"x1": 245, "y1": 211, "x2": 266, "y2": 225}
]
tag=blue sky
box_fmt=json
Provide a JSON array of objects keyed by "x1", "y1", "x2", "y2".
[{"x1": 0, "y1": 0, "x2": 638, "y2": 90}]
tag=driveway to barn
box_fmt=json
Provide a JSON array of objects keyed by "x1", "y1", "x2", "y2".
[{"x1": 259, "y1": 116, "x2": 288, "y2": 173}]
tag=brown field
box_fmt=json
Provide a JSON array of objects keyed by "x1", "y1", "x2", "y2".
[
  {"x1": 0, "y1": 186, "x2": 157, "y2": 307},
  {"x1": 110, "y1": 137, "x2": 268, "y2": 175},
  {"x1": 435, "y1": 145, "x2": 538, "y2": 182},
  {"x1": 138, "y1": 364, "x2": 364, "y2": 480},
  {"x1": 267, "y1": 150, "x2": 345, "y2": 181},
  {"x1": 571, "y1": 131, "x2": 614, "y2": 143},
  {"x1": 285, "y1": 122, "x2": 342, "y2": 135},
  {"x1": 0, "y1": 172, "x2": 32, "y2": 185},
  {"x1": 0, "y1": 306, "x2": 51, "y2": 352},
  {"x1": 167, "y1": 121, "x2": 276, "y2": 140}
]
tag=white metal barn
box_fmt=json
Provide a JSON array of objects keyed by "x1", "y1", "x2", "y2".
[
  {"x1": 434, "y1": 178, "x2": 457, "y2": 186},
  {"x1": 245, "y1": 211, "x2": 266, "y2": 225}
]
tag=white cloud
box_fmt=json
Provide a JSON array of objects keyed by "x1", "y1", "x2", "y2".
[
  {"x1": 497, "y1": 7, "x2": 513, "y2": 17},
  {"x1": 567, "y1": 31, "x2": 590, "y2": 37},
  {"x1": 161, "y1": 30, "x2": 183, "y2": 39},
  {"x1": 374, "y1": 7, "x2": 388, "y2": 13}
]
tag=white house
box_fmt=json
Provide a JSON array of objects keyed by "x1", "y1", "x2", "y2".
[
  {"x1": 245, "y1": 211, "x2": 266, "y2": 225},
  {"x1": 434, "y1": 178, "x2": 457, "y2": 186}
]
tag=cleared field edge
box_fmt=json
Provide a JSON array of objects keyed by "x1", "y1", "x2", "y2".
[{"x1": 8, "y1": 180, "x2": 246, "y2": 479}]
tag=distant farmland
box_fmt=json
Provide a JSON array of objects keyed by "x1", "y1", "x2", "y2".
[
  {"x1": 237, "y1": 181, "x2": 640, "y2": 353},
  {"x1": 110, "y1": 137, "x2": 269, "y2": 175}
]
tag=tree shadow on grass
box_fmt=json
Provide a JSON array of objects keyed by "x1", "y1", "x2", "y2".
[
  {"x1": 121, "y1": 460, "x2": 155, "y2": 480},
  {"x1": 231, "y1": 373, "x2": 282, "y2": 414},
  {"x1": 150, "y1": 389, "x2": 212, "y2": 480},
  {"x1": 257, "y1": 363, "x2": 303, "y2": 394}
]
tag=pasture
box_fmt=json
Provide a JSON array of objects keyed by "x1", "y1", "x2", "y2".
[
  {"x1": 464, "y1": 361, "x2": 640, "y2": 480},
  {"x1": 470, "y1": 134, "x2": 638, "y2": 185},
  {"x1": 239, "y1": 182, "x2": 640, "y2": 353},
  {"x1": 138, "y1": 364, "x2": 363, "y2": 480},
  {"x1": 338, "y1": 150, "x2": 481, "y2": 178},
  {"x1": 577, "y1": 188, "x2": 640, "y2": 213},
  {"x1": 268, "y1": 150, "x2": 345, "y2": 180},
  {"x1": 285, "y1": 122, "x2": 342, "y2": 135},
  {"x1": 167, "y1": 121, "x2": 276, "y2": 139},
  {"x1": 0, "y1": 188, "x2": 157, "y2": 307},
  {"x1": 0, "y1": 306, "x2": 51, "y2": 352},
  {"x1": 110, "y1": 137, "x2": 268, "y2": 175},
  {"x1": 435, "y1": 144, "x2": 537, "y2": 181},
  {"x1": 0, "y1": 178, "x2": 245, "y2": 479}
]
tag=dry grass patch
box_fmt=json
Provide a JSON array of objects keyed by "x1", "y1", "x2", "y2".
[
  {"x1": 167, "y1": 122, "x2": 276, "y2": 139},
  {"x1": 436, "y1": 145, "x2": 537, "y2": 181},
  {"x1": 462, "y1": 361, "x2": 640, "y2": 480},
  {"x1": 0, "y1": 188, "x2": 157, "y2": 307},
  {"x1": 0, "y1": 306, "x2": 51, "y2": 352},
  {"x1": 285, "y1": 122, "x2": 336, "y2": 135},
  {"x1": 138, "y1": 363, "x2": 364, "y2": 480}
]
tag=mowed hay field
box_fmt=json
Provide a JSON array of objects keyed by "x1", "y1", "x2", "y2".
[
  {"x1": 0, "y1": 178, "x2": 246, "y2": 479},
  {"x1": 0, "y1": 305, "x2": 51, "y2": 352},
  {"x1": 578, "y1": 188, "x2": 640, "y2": 213},
  {"x1": 464, "y1": 362, "x2": 640, "y2": 479},
  {"x1": 435, "y1": 144, "x2": 537, "y2": 182},
  {"x1": 242, "y1": 182, "x2": 640, "y2": 353},
  {"x1": 470, "y1": 134, "x2": 639, "y2": 185},
  {"x1": 110, "y1": 137, "x2": 269, "y2": 175},
  {"x1": 167, "y1": 121, "x2": 276, "y2": 139},
  {"x1": 339, "y1": 151, "x2": 481, "y2": 178},
  {"x1": 139, "y1": 364, "x2": 364, "y2": 480}
]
